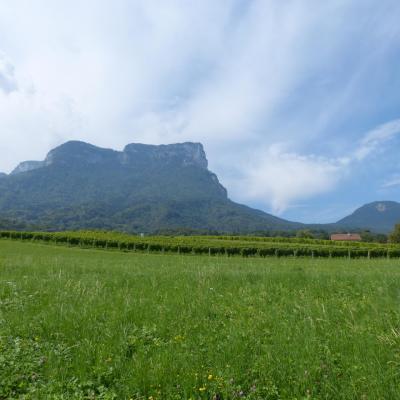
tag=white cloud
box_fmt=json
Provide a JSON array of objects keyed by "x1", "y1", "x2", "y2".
[
  {"x1": 354, "y1": 119, "x2": 400, "y2": 161},
  {"x1": 182, "y1": 1, "x2": 314, "y2": 141},
  {"x1": 227, "y1": 118, "x2": 400, "y2": 214},
  {"x1": 0, "y1": 0, "x2": 364, "y2": 172},
  {"x1": 226, "y1": 145, "x2": 344, "y2": 214},
  {"x1": 0, "y1": 0, "x2": 399, "y2": 221},
  {"x1": 0, "y1": 0, "x2": 240, "y2": 170},
  {"x1": 382, "y1": 176, "x2": 400, "y2": 188},
  {"x1": 0, "y1": 52, "x2": 18, "y2": 93}
]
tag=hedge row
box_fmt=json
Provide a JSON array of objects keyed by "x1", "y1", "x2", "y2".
[
  {"x1": 205, "y1": 235, "x2": 390, "y2": 248},
  {"x1": 1, "y1": 230, "x2": 400, "y2": 258}
]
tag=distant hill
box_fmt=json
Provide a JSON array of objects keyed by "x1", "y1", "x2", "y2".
[
  {"x1": 336, "y1": 201, "x2": 400, "y2": 233},
  {"x1": 0, "y1": 141, "x2": 303, "y2": 233}
]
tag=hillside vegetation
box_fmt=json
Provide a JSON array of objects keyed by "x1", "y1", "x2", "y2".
[
  {"x1": 1, "y1": 141, "x2": 399, "y2": 234},
  {"x1": 0, "y1": 141, "x2": 301, "y2": 233},
  {"x1": 337, "y1": 201, "x2": 400, "y2": 233}
]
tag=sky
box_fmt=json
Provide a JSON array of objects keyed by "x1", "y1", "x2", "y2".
[{"x1": 0, "y1": 0, "x2": 400, "y2": 223}]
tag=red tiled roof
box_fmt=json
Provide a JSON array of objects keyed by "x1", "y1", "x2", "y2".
[{"x1": 330, "y1": 233, "x2": 362, "y2": 241}]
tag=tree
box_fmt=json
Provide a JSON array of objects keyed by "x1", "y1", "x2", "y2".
[
  {"x1": 361, "y1": 230, "x2": 387, "y2": 243},
  {"x1": 296, "y1": 229, "x2": 314, "y2": 239},
  {"x1": 389, "y1": 223, "x2": 400, "y2": 243}
]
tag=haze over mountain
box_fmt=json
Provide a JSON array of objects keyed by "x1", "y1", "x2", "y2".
[{"x1": 0, "y1": 140, "x2": 399, "y2": 234}]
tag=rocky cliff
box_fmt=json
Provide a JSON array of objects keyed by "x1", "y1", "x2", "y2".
[
  {"x1": 0, "y1": 140, "x2": 299, "y2": 233},
  {"x1": 11, "y1": 141, "x2": 209, "y2": 174}
]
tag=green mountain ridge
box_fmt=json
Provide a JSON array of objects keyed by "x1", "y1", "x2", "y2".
[
  {"x1": 0, "y1": 141, "x2": 303, "y2": 233},
  {"x1": 337, "y1": 201, "x2": 400, "y2": 234},
  {"x1": 0, "y1": 141, "x2": 398, "y2": 234}
]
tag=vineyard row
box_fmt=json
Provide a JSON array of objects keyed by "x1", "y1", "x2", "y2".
[{"x1": 1, "y1": 230, "x2": 400, "y2": 258}]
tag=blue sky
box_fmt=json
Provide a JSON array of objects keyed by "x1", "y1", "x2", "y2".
[{"x1": 0, "y1": 0, "x2": 399, "y2": 223}]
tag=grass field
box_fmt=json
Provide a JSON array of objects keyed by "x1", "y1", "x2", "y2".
[{"x1": 1, "y1": 240, "x2": 400, "y2": 399}]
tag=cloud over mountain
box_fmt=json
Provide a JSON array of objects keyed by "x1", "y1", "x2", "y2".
[{"x1": 0, "y1": 0, "x2": 399, "y2": 221}]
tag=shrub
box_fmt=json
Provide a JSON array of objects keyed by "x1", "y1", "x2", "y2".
[
  {"x1": 240, "y1": 247, "x2": 258, "y2": 257},
  {"x1": 296, "y1": 247, "x2": 313, "y2": 257},
  {"x1": 148, "y1": 243, "x2": 163, "y2": 252},
  {"x1": 369, "y1": 248, "x2": 387, "y2": 258},
  {"x1": 192, "y1": 246, "x2": 209, "y2": 255},
  {"x1": 258, "y1": 247, "x2": 277, "y2": 257},
  {"x1": 208, "y1": 247, "x2": 225, "y2": 255},
  {"x1": 349, "y1": 249, "x2": 369, "y2": 258},
  {"x1": 178, "y1": 246, "x2": 192, "y2": 254},
  {"x1": 388, "y1": 249, "x2": 400, "y2": 258},
  {"x1": 330, "y1": 248, "x2": 350, "y2": 258},
  {"x1": 20, "y1": 232, "x2": 34, "y2": 240},
  {"x1": 313, "y1": 248, "x2": 330, "y2": 258},
  {"x1": 276, "y1": 248, "x2": 294, "y2": 257},
  {"x1": 225, "y1": 247, "x2": 241, "y2": 256},
  {"x1": 106, "y1": 240, "x2": 119, "y2": 248}
]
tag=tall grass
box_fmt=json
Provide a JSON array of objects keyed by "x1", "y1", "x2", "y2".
[{"x1": 1, "y1": 240, "x2": 400, "y2": 399}]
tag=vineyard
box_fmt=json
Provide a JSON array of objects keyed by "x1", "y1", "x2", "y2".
[{"x1": 1, "y1": 230, "x2": 400, "y2": 258}]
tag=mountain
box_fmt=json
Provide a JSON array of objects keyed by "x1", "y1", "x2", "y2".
[
  {"x1": 336, "y1": 201, "x2": 400, "y2": 233},
  {"x1": 2, "y1": 140, "x2": 398, "y2": 234},
  {"x1": 0, "y1": 140, "x2": 303, "y2": 233}
]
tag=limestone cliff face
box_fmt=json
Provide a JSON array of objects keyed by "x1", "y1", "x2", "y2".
[
  {"x1": 7, "y1": 140, "x2": 227, "y2": 201},
  {"x1": 11, "y1": 141, "x2": 209, "y2": 173},
  {"x1": 122, "y1": 142, "x2": 208, "y2": 169}
]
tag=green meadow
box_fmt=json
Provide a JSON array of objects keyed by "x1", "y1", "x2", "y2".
[{"x1": 1, "y1": 239, "x2": 400, "y2": 399}]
